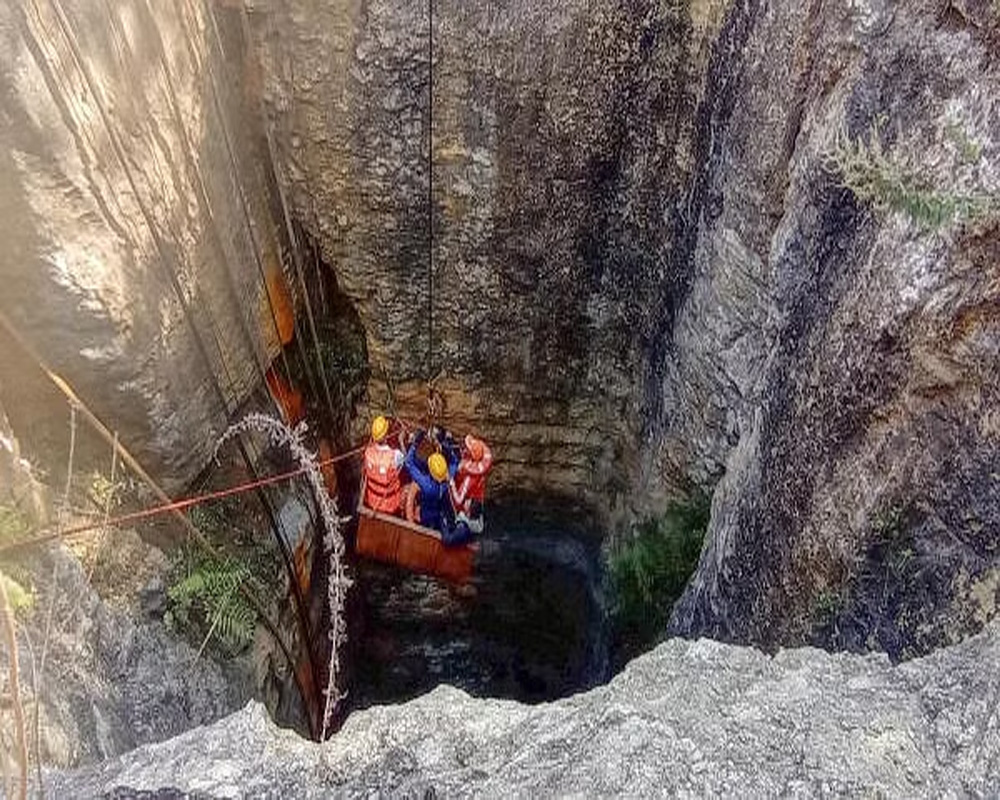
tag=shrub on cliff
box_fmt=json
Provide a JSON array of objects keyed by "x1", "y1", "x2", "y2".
[{"x1": 610, "y1": 494, "x2": 709, "y2": 664}]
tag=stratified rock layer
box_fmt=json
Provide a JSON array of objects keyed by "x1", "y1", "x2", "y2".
[
  {"x1": 246, "y1": 0, "x2": 720, "y2": 513},
  {"x1": 51, "y1": 620, "x2": 1000, "y2": 796}
]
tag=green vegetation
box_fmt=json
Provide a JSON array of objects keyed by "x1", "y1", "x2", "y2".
[
  {"x1": 830, "y1": 120, "x2": 996, "y2": 231},
  {"x1": 0, "y1": 572, "x2": 33, "y2": 613},
  {"x1": 946, "y1": 121, "x2": 983, "y2": 165},
  {"x1": 166, "y1": 553, "x2": 256, "y2": 655},
  {"x1": 165, "y1": 500, "x2": 277, "y2": 656},
  {"x1": 0, "y1": 504, "x2": 30, "y2": 546},
  {"x1": 610, "y1": 494, "x2": 710, "y2": 662}
]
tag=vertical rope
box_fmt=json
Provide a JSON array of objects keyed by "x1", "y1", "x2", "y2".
[
  {"x1": 62, "y1": 402, "x2": 76, "y2": 513},
  {"x1": 0, "y1": 575, "x2": 28, "y2": 800},
  {"x1": 138, "y1": 0, "x2": 277, "y2": 412},
  {"x1": 427, "y1": 0, "x2": 434, "y2": 380},
  {"x1": 85, "y1": 430, "x2": 118, "y2": 586}
]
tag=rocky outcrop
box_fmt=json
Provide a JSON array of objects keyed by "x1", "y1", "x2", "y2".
[
  {"x1": 51, "y1": 620, "x2": 1000, "y2": 796},
  {"x1": 0, "y1": 412, "x2": 246, "y2": 774},
  {"x1": 665, "y1": 1, "x2": 1000, "y2": 656},
  {"x1": 0, "y1": 0, "x2": 288, "y2": 492},
  {"x1": 249, "y1": 0, "x2": 1000, "y2": 655},
  {"x1": 3, "y1": 0, "x2": 997, "y2": 666},
  {"x1": 1, "y1": 542, "x2": 248, "y2": 771}
]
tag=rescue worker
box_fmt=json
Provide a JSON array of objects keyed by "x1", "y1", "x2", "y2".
[
  {"x1": 449, "y1": 434, "x2": 493, "y2": 542},
  {"x1": 404, "y1": 428, "x2": 458, "y2": 534},
  {"x1": 363, "y1": 415, "x2": 405, "y2": 514}
]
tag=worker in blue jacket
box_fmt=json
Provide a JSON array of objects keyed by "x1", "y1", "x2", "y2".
[{"x1": 404, "y1": 429, "x2": 459, "y2": 535}]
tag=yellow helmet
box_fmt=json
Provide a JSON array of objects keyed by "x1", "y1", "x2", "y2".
[
  {"x1": 371, "y1": 415, "x2": 389, "y2": 442},
  {"x1": 428, "y1": 452, "x2": 448, "y2": 482}
]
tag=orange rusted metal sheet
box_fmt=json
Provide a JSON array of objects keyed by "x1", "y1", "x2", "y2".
[
  {"x1": 264, "y1": 267, "x2": 296, "y2": 346},
  {"x1": 356, "y1": 478, "x2": 477, "y2": 583},
  {"x1": 265, "y1": 368, "x2": 304, "y2": 425}
]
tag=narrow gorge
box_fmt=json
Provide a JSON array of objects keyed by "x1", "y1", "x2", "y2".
[{"x1": 0, "y1": 0, "x2": 998, "y2": 794}]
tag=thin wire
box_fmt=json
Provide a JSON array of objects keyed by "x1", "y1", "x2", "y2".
[
  {"x1": 0, "y1": 444, "x2": 366, "y2": 554},
  {"x1": 140, "y1": 0, "x2": 277, "y2": 411},
  {"x1": 179, "y1": 0, "x2": 298, "y2": 398},
  {"x1": 244, "y1": 3, "x2": 339, "y2": 429},
  {"x1": 62, "y1": 403, "x2": 76, "y2": 513}
]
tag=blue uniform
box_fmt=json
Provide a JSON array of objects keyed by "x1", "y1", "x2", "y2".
[{"x1": 404, "y1": 431, "x2": 459, "y2": 533}]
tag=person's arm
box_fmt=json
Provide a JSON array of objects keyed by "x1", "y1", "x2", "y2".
[{"x1": 404, "y1": 431, "x2": 424, "y2": 471}]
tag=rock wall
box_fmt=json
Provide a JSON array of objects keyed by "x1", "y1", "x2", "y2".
[
  {"x1": 2, "y1": 0, "x2": 997, "y2": 660},
  {"x1": 0, "y1": 0, "x2": 288, "y2": 492},
  {"x1": 246, "y1": 0, "x2": 727, "y2": 515},
  {"x1": 251, "y1": 0, "x2": 1000, "y2": 655},
  {"x1": 665, "y1": 1, "x2": 1000, "y2": 654},
  {"x1": 1, "y1": 542, "x2": 247, "y2": 771},
  {"x1": 50, "y1": 620, "x2": 1000, "y2": 796}
]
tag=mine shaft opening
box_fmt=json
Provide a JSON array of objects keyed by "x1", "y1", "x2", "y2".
[
  {"x1": 344, "y1": 495, "x2": 610, "y2": 712},
  {"x1": 278, "y1": 238, "x2": 612, "y2": 716}
]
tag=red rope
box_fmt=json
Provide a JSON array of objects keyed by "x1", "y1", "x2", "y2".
[{"x1": 0, "y1": 443, "x2": 367, "y2": 554}]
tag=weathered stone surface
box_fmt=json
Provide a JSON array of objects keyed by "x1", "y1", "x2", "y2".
[
  {"x1": 0, "y1": 541, "x2": 248, "y2": 774},
  {"x1": 2, "y1": 0, "x2": 998, "y2": 680},
  {"x1": 247, "y1": 0, "x2": 709, "y2": 517},
  {"x1": 0, "y1": 0, "x2": 287, "y2": 492},
  {"x1": 666, "y1": 1, "x2": 1000, "y2": 656},
  {"x1": 50, "y1": 620, "x2": 1000, "y2": 796},
  {"x1": 249, "y1": 0, "x2": 1000, "y2": 656}
]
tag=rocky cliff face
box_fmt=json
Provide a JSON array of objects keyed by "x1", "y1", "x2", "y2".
[
  {"x1": 246, "y1": 0, "x2": 725, "y2": 513},
  {"x1": 663, "y1": 0, "x2": 1000, "y2": 656},
  {"x1": 0, "y1": 409, "x2": 246, "y2": 772},
  {"x1": 2, "y1": 0, "x2": 997, "y2": 668},
  {"x1": 0, "y1": 0, "x2": 288, "y2": 492},
  {"x1": 251, "y1": 0, "x2": 1000, "y2": 655},
  {"x1": 50, "y1": 620, "x2": 1000, "y2": 796}
]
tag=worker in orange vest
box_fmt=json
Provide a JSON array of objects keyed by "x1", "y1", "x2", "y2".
[
  {"x1": 363, "y1": 415, "x2": 405, "y2": 514},
  {"x1": 448, "y1": 434, "x2": 493, "y2": 541}
]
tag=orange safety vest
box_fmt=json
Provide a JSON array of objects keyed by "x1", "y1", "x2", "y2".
[
  {"x1": 450, "y1": 444, "x2": 493, "y2": 516},
  {"x1": 364, "y1": 443, "x2": 403, "y2": 514}
]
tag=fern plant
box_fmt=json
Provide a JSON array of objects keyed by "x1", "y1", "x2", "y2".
[
  {"x1": 215, "y1": 414, "x2": 350, "y2": 740},
  {"x1": 830, "y1": 120, "x2": 996, "y2": 230},
  {"x1": 167, "y1": 558, "x2": 256, "y2": 654}
]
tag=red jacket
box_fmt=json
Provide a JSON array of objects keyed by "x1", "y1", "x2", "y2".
[
  {"x1": 449, "y1": 443, "x2": 493, "y2": 516},
  {"x1": 364, "y1": 443, "x2": 404, "y2": 514}
]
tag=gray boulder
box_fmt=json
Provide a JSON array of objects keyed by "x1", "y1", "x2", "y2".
[{"x1": 50, "y1": 620, "x2": 1000, "y2": 796}]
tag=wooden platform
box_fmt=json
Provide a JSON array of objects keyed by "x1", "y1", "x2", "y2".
[{"x1": 356, "y1": 478, "x2": 477, "y2": 584}]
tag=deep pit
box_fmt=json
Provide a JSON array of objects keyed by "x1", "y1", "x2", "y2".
[
  {"x1": 5, "y1": 3, "x2": 1000, "y2": 788},
  {"x1": 345, "y1": 499, "x2": 610, "y2": 712}
]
